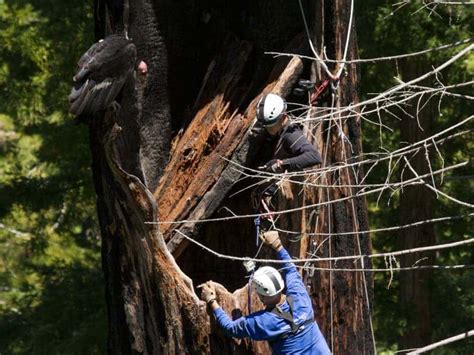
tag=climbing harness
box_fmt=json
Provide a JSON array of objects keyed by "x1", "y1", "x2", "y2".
[
  {"x1": 267, "y1": 295, "x2": 314, "y2": 342},
  {"x1": 253, "y1": 182, "x2": 279, "y2": 246},
  {"x1": 244, "y1": 259, "x2": 257, "y2": 314},
  {"x1": 243, "y1": 244, "x2": 263, "y2": 315},
  {"x1": 247, "y1": 182, "x2": 279, "y2": 316}
]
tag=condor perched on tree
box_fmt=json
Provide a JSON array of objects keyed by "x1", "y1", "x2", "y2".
[{"x1": 68, "y1": 34, "x2": 147, "y2": 119}]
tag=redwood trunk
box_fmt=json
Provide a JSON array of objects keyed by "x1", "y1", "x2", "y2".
[
  {"x1": 303, "y1": 2, "x2": 374, "y2": 353},
  {"x1": 90, "y1": 0, "x2": 373, "y2": 354},
  {"x1": 398, "y1": 59, "x2": 436, "y2": 350}
]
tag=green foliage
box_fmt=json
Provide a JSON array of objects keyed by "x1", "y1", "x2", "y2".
[
  {"x1": 0, "y1": 261, "x2": 106, "y2": 354},
  {"x1": 0, "y1": 0, "x2": 105, "y2": 353},
  {"x1": 357, "y1": 1, "x2": 473, "y2": 353},
  {"x1": 0, "y1": 0, "x2": 472, "y2": 354}
]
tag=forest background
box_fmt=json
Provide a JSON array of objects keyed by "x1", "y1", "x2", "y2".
[{"x1": 0, "y1": 0, "x2": 472, "y2": 353}]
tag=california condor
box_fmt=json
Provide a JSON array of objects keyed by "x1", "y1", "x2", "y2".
[{"x1": 69, "y1": 34, "x2": 147, "y2": 118}]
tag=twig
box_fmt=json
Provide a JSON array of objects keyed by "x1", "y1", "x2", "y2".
[
  {"x1": 147, "y1": 161, "x2": 469, "y2": 225},
  {"x1": 274, "y1": 213, "x2": 473, "y2": 237},
  {"x1": 0, "y1": 223, "x2": 31, "y2": 240},
  {"x1": 404, "y1": 157, "x2": 474, "y2": 208},
  {"x1": 173, "y1": 229, "x2": 474, "y2": 264},
  {"x1": 265, "y1": 38, "x2": 473, "y2": 64},
  {"x1": 295, "y1": 44, "x2": 474, "y2": 124}
]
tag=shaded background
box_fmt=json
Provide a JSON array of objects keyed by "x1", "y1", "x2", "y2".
[{"x1": 0, "y1": 0, "x2": 472, "y2": 353}]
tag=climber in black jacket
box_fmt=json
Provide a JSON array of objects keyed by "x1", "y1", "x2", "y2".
[
  {"x1": 251, "y1": 93, "x2": 322, "y2": 226},
  {"x1": 256, "y1": 93, "x2": 322, "y2": 173}
]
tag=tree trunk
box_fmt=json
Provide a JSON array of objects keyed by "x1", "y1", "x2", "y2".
[
  {"x1": 90, "y1": 0, "x2": 373, "y2": 353},
  {"x1": 303, "y1": 2, "x2": 374, "y2": 353},
  {"x1": 398, "y1": 59, "x2": 436, "y2": 350}
]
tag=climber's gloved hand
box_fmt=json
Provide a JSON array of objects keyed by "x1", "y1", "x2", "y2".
[
  {"x1": 260, "y1": 159, "x2": 284, "y2": 173},
  {"x1": 198, "y1": 281, "x2": 217, "y2": 305},
  {"x1": 260, "y1": 231, "x2": 283, "y2": 250}
]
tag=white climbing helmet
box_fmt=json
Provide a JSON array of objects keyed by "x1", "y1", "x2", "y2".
[
  {"x1": 252, "y1": 266, "x2": 285, "y2": 296},
  {"x1": 256, "y1": 93, "x2": 287, "y2": 126}
]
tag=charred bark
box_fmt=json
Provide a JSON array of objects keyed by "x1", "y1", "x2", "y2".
[
  {"x1": 296, "y1": 1, "x2": 374, "y2": 353},
  {"x1": 155, "y1": 38, "x2": 304, "y2": 258},
  {"x1": 90, "y1": 0, "x2": 373, "y2": 354}
]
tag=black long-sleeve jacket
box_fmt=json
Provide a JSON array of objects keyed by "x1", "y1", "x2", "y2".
[{"x1": 269, "y1": 124, "x2": 322, "y2": 171}]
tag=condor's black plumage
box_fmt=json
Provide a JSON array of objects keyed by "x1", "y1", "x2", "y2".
[{"x1": 69, "y1": 34, "x2": 137, "y2": 117}]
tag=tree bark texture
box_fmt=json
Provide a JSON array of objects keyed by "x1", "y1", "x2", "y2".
[
  {"x1": 90, "y1": 0, "x2": 373, "y2": 354},
  {"x1": 398, "y1": 59, "x2": 436, "y2": 350},
  {"x1": 298, "y1": 2, "x2": 374, "y2": 353}
]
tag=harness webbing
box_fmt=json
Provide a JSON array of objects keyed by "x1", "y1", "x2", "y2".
[
  {"x1": 268, "y1": 296, "x2": 314, "y2": 341},
  {"x1": 310, "y1": 79, "x2": 330, "y2": 105}
]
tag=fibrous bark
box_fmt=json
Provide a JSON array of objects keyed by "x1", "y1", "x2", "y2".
[
  {"x1": 280, "y1": 2, "x2": 374, "y2": 353},
  {"x1": 90, "y1": 0, "x2": 373, "y2": 354},
  {"x1": 398, "y1": 59, "x2": 436, "y2": 350}
]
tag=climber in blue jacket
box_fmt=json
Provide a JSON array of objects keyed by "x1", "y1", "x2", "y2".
[{"x1": 199, "y1": 231, "x2": 330, "y2": 354}]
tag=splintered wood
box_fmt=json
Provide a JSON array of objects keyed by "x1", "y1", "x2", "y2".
[
  {"x1": 154, "y1": 36, "x2": 303, "y2": 258},
  {"x1": 154, "y1": 37, "x2": 253, "y2": 235}
]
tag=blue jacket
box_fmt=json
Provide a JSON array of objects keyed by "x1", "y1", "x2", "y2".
[{"x1": 213, "y1": 248, "x2": 331, "y2": 354}]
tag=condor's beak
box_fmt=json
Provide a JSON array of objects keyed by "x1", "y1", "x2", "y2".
[{"x1": 137, "y1": 60, "x2": 148, "y2": 75}]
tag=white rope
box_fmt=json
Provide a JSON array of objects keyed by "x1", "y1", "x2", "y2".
[
  {"x1": 173, "y1": 230, "x2": 474, "y2": 264},
  {"x1": 407, "y1": 329, "x2": 474, "y2": 354},
  {"x1": 299, "y1": 264, "x2": 474, "y2": 272},
  {"x1": 334, "y1": 0, "x2": 354, "y2": 79},
  {"x1": 326, "y1": 94, "x2": 336, "y2": 352},
  {"x1": 297, "y1": 0, "x2": 336, "y2": 80}
]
